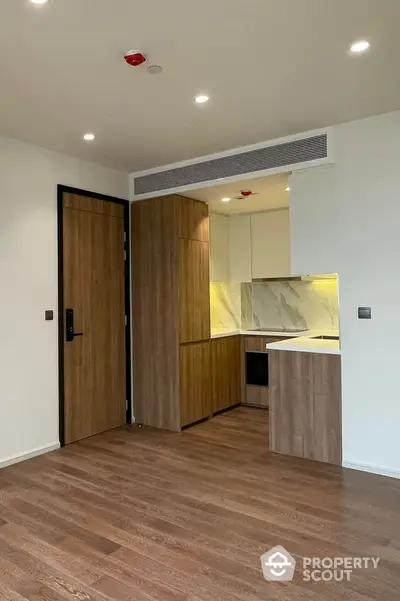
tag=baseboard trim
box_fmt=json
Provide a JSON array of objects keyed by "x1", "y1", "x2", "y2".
[
  {"x1": 0, "y1": 442, "x2": 60, "y2": 470},
  {"x1": 343, "y1": 460, "x2": 400, "y2": 480}
]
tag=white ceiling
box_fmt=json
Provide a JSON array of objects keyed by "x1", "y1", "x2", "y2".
[
  {"x1": 190, "y1": 173, "x2": 289, "y2": 214},
  {"x1": 1, "y1": 0, "x2": 400, "y2": 172}
]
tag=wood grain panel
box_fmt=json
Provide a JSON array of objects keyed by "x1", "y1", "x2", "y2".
[
  {"x1": 90, "y1": 212, "x2": 126, "y2": 436},
  {"x1": 244, "y1": 385, "x2": 270, "y2": 408},
  {"x1": 210, "y1": 336, "x2": 240, "y2": 413},
  {"x1": 180, "y1": 342, "x2": 211, "y2": 427},
  {"x1": 269, "y1": 350, "x2": 342, "y2": 465},
  {"x1": 309, "y1": 352, "x2": 342, "y2": 464},
  {"x1": 240, "y1": 336, "x2": 246, "y2": 404},
  {"x1": 63, "y1": 197, "x2": 125, "y2": 444},
  {"x1": 269, "y1": 350, "x2": 308, "y2": 458},
  {"x1": 63, "y1": 207, "x2": 91, "y2": 443},
  {"x1": 179, "y1": 239, "x2": 211, "y2": 344},
  {"x1": 131, "y1": 197, "x2": 181, "y2": 431},
  {"x1": 64, "y1": 193, "x2": 123, "y2": 217},
  {"x1": 179, "y1": 196, "x2": 209, "y2": 242},
  {"x1": 244, "y1": 336, "x2": 288, "y2": 352}
]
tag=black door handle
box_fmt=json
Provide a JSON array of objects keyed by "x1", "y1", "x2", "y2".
[{"x1": 66, "y1": 309, "x2": 83, "y2": 342}]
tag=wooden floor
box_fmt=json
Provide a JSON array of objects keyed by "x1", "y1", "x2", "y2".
[{"x1": 0, "y1": 408, "x2": 400, "y2": 600}]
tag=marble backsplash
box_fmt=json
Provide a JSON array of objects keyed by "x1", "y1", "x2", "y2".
[
  {"x1": 244, "y1": 280, "x2": 339, "y2": 331},
  {"x1": 210, "y1": 282, "x2": 241, "y2": 330},
  {"x1": 211, "y1": 279, "x2": 339, "y2": 332}
]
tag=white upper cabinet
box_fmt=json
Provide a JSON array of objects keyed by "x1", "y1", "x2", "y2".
[
  {"x1": 229, "y1": 214, "x2": 252, "y2": 282},
  {"x1": 250, "y1": 209, "x2": 291, "y2": 279},
  {"x1": 209, "y1": 213, "x2": 230, "y2": 282},
  {"x1": 210, "y1": 209, "x2": 291, "y2": 283}
]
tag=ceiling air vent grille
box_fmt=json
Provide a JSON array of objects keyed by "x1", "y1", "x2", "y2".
[{"x1": 134, "y1": 133, "x2": 328, "y2": 196}]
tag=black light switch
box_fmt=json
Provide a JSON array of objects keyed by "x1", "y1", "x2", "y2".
[
  {"x1": 358, "y1": 307, "x2": 371, "y2": 320},
  {"x1": 45, "y1": 310, "x2": 54, "y2": 321}
]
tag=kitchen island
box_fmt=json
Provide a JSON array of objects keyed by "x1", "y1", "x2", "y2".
[{"x1": 267, "y1": 337, "x2": 342, "y2": 465}]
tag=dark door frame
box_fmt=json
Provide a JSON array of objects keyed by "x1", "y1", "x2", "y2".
[{"x1": 57, "y1": 184, "x2": 132, "y2": 446}]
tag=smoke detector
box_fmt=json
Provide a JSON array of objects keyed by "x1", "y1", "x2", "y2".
[{"x1": 124, "y1": 50, "x2": 147, "y2": 67}]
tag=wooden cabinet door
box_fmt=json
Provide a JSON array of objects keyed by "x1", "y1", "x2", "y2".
[
  {"x1": 179, "y1": 196, "x2": 209, "y2": 242},
  {"x1": 180, "y1": 239, "x2": 211, "y2": 343},
  {"x1": 229, "y1": 214, "x2": 252, "y2": 283},
  {"x1": 180, "y1": 342, "x2": 211, "y2": 427},
  {"x1": 211, "y1": 336, "x2": 240, "y2": 413}
]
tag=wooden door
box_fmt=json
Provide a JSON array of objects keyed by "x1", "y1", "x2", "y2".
[
  {"x1": 211, "y1": 336, "x2": 240, "y2": 413},
  {"x1": 62, "y1": 192, "x2": 126, "y2": 444},
  {"x1": 179, "y1": 239, "x2": 210, "y2": 343},
  {"x1": 180, "y1": 342, "x2": 211, "y2": 427}
]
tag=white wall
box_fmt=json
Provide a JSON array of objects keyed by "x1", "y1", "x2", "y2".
[
  {"x1": 0, "y1": 136, "x2": 129, "y2": 467},
  {"x1": 290, "y1": 110, "x2": 400, "y2": 478}
]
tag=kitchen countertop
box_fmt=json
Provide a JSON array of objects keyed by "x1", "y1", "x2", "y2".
[
  {"x1": 266, "y1": 331, "x2": 340, "y2": 355},
  {"x1": 211, "y1": 328, "x2": 311, "y2": 339},
  {"x1": 211, "y1": 328, "x2": 340, "y2": 354},
  {"x1": 211, "y1": 329, "x2": 241, "y2": 339}
]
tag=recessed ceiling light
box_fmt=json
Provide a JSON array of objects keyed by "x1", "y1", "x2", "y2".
[
  {"x1": 30, "y1": 0, "x2": 49, "y2": 4},
  {"x1": 83, "y1": 133, "x2": 95, "y2": 141},
  {"x1": 285, "y1": 186, "x2": 291, "y2": 192},
  {"x1": 221, "y1": 197, "x2": 231, "y2": 203},
  {"x1": 349, "y1": 40, "x2": 370, "y2": 54},
  {"x1": 195, "y1": 94, "x2": 210, "y2": 104}
]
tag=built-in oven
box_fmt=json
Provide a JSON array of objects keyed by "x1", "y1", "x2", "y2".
[
  {"x1": 244, "y1": 339, "x2": 271, "y2": 408},
  {"x1": 246, "y1": 352, "x2": 269, "y2": 387}
]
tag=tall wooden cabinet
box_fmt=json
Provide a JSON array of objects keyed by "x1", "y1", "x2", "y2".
[{"x1": 132, "y1": 194, "x2": 211, "y2": 431}]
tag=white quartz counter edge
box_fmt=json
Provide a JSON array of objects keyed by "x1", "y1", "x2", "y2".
[
  {"x1": 211, "y1": 329, "x2": 341, "y2": 354},
  {"x1": 266, "y1": 337, "x2": 340, "y2": 355},
  {"x1": 210, "y1": 329, "x2": 315, "y2": 339},
  {"x1": 210, "y1": 330, "x2": 241, "y2": 339}
]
